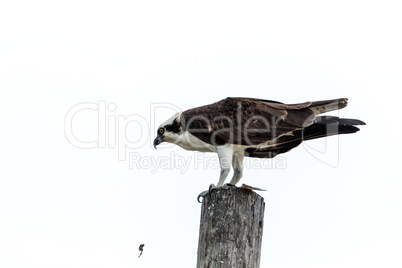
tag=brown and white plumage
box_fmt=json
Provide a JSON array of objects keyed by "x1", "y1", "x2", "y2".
[{"x1": 154, "y1": 97, "x2": 365, "y2": 194}]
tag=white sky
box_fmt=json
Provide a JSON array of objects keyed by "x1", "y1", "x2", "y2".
[{"x1": 1, "y1": 1, "x2": 401, "y2": 267}]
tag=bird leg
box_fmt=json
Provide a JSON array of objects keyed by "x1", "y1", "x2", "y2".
[
  {"x1": 197, "y1": 146, "x2": 234, "y2": 203},
  {"x1": 229, "y1": 152, "x2": 244, "y2": 185}
]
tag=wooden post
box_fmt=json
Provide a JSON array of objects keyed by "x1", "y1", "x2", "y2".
[{"x1": 196, "y1": 187, "x2": 265, "y2": 268}]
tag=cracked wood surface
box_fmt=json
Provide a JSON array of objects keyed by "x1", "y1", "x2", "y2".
[{"x1": 196, "y1": 187, "x2": 265, "y2": 268}]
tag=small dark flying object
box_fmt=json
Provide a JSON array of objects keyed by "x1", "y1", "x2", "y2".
[
  {"x1": 138, "y1": 244, "x2": 144, "y2": 258},
  {"x1": 154, "y1": 97, "x2": 365, "y2": 199}
]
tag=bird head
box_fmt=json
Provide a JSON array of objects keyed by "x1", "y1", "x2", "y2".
[{"x1": 153, "y1": 113, "x2": 182, "y2": 149}]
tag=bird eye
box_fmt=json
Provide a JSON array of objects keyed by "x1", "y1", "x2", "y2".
[{"x1": 159, "y1": 128, "x2": 164, "y2": 134}]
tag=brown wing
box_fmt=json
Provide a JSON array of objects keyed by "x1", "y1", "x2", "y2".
[
  {"x1": 181, "y1": 97, "x2": 348, "y2": 146},
  {"x1": 181, "y1": 98, "x2": 347, "y2": 145}
]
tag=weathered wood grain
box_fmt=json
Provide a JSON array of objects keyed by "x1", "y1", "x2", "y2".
[{"x1": 196, "y1": 187, "x2": 265, "y2": 268}]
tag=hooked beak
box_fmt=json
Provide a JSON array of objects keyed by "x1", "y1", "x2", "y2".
[{"x1": 153, "y1": 136, "x2": 163, "y2": 149}]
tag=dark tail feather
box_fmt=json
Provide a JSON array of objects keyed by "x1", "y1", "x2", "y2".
[
  {"x1": 316, "y1": 116, "x2": 366, "y2": 126},
  {"x1": 301, "y1": 116, "x2": 365, "y2": 141},
  {"x1": 245, "y1": 116, "x2": 365, "y2": 158}
]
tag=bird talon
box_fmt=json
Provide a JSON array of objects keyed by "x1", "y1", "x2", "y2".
[
  {"x1": 208, "y1": 184, "x2": 216, "y2": 193},
  {"x1": 225, "y1": 183, "x2": 236, "y2": 189},
  {"x1": 197, "y1": 184, "x2": 216, "y2": 203},
  {"x1": 197, "y1": 191, "x2": 208, "y2": 203},
  {"x1": 197, "y1": 193, "x2": 204, "y2": 203}
]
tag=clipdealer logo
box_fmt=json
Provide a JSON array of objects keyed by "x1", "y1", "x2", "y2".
[
  {"x1": 128, "y1": 151, "x2": 287, "y2": 174},
  {"x1": 64, "y1": 101, "x2": 180, "y2": 161}
]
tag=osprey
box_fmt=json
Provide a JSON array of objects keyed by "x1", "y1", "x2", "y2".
[{"x1": 154, "y1": 97, "x2": 365, "y2": 198}]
